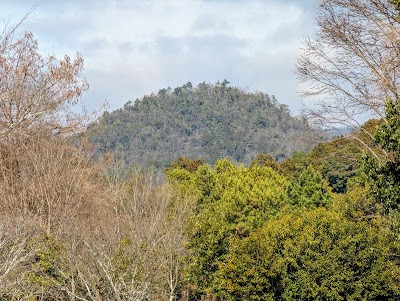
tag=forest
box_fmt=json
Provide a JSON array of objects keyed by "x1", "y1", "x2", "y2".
[
  {"x1": 1, "y1": 0, "x2": 400, "y2": 300},
  {"x1": 86, "y1": 81, "x2": 319, "y2": 167}
]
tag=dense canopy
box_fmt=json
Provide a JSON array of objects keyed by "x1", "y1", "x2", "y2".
[{"x1": 87, "y1": 81, "x2": 319, "y2": 167}]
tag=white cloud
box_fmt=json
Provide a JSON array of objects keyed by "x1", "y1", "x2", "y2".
[{"x1": 1, "y1": 0, "x2": 317, "y2": 114}]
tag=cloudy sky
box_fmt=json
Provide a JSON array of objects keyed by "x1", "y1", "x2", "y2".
[{"x1": 2, "y1": 0, "x2": 317, "y2": 114}]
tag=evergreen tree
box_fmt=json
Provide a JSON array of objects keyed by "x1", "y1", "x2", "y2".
[
  {"x1": 174, "y1": 159, "x2": 287, "y2": 299},
  {"x1": 363, "y1": 98, "x2": 400, "y2": 213},
  {"x1": 87, "y1": 82, "x2": 319, "y2": 168},
  {"x1": 286, "y1": 166, "x2": 332, "y2": 209},
  {"x1": 216, "y1": 208, "x2": 400, "y2": 300}
]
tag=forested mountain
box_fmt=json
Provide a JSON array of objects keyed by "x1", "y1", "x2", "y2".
[
  {"x1": 4, "y1": 0, "x2": 400, "y2": 298},
  {"x1": 87, "y1": 81, "x2": 319, "y2": 167}
]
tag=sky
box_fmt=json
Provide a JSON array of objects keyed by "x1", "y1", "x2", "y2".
[{"x1": 1, "y1": 0, "x2": 317, "y2": 115}]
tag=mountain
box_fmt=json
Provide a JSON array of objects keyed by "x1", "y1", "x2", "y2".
[{"x1": 86, "y1": 81, "x2": 320, "y2": 168}]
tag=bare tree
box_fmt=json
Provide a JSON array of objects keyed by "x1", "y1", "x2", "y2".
[
  {"x1": 0, "y1": 12, "x2": 193, "y2": 300},
  {"x1": 0, "y1": 132, "x2": 105, "y2": 236},
  {"x1": 296, "y1": 0, "x2": 400, "y2": 158},
  {"x1": 101, "y1": 171, "x2": 193, "y2": 300},
  {"x1": 43, "y1": 169, "x2": 195, "y2": 301},
  {"x1": 0, "y1": 13, "x2": 97, "y2": 141},
  {"x1": 0, "y1": 222, "x2": 35, "y2": 297}
]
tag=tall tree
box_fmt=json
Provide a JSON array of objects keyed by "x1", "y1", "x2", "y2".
[
  {"x1": 173, "y1": 160, "x2": 288, "y2": 299},
  {"x1": 0, "y1": 18, "x2": 91, "y2": 141},
  {"x1": 296, "y1": 0, "x2": 400, "y2": 159},
  {"x1": 216, "y1": 208, "x2": 400, "y2": 300},
  {"x1": 362, "y1": 98, "x2": 400, "y2": 213}
]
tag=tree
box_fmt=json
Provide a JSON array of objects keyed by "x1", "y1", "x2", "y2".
[
  {"x1": 280, "y1": 136, "x2": 366, "y2": 193},
  {"x1": 0, "y1": 132, "x2": 104, "y2": 235},
  {"x1": 362, "y1": 98, "x2": 400, "y2": 214},
  {"x1": 0, "y1": 18, "x2": 90, "y2": 141},
  {"x1": 180, "y1": 159, "x2": 288, "y2": 299},
  {"x1": 216, "y1": 208, "x2": 400, "y2": 300},
  {"x1": 250, "y1": 153, "x2": 279, "y2": 171},
  {"x1": 87, "y1": 81, "x2": 317, "y2": 168},
  {"x1": 166, "y1": 157, "x2": 205, "y2": 173},
  {"x1": 296, "y1": 0, "x2": 400, "y2": 159},
  {"x1": 285, "y1": 166, "x2": 332, "y2": 209}
]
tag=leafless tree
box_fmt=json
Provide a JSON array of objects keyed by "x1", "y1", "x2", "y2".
[
  {"x1": 0, "y1": 222, "x2": 35, "y2": 297},
  {"x1": 0, "y1": 132, "x2": 105, "y2": 236},
  {"x1": 0, "y1": 12, "x2": 192, "y2": 301},
  {"x1": 296, "y1": 0, "x2": 400, "y2": 158},
  {"x1": 96, "y1": 170, "x2": 194, "y2": 300},
  {"x1": 40, "y1": 168, "x2": 195, "y2": 301},
  {"x1": 0, "y1": 11, "x2": 103, "y2": 142}
]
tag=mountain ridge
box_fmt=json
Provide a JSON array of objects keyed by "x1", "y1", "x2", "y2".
[{"x1": 87, "y1": 81, "x2": 320, "y2": 167}]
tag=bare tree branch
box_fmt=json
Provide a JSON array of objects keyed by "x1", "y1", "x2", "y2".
[{"x1": 297, "y1": 0, "x2": 400, "y2": 156}]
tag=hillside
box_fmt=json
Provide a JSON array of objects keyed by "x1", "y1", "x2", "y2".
[{"x1": 87, "y1": 81, "x2": 320, "y2": 167}]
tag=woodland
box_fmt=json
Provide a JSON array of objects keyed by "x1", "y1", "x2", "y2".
[
  {"x1": 86, "y1": 81, "x2": 319, "y2": 168},
  {"x1": 1, "y1": 0, "x2": 400, "y2": 300}
]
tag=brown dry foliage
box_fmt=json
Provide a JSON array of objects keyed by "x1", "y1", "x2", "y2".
[
  {"x1": 0, "y1": 14, "x2": 192, "y2": 301},
  {"x1": 0, "y1": 131, "x2": 106, "y2": 236},
  {"x1": 0, "y1": 133, "x2": 194, "y2": 300},
  {"x1": 0, "y1": 17, "x2": 103, "y2": 141}
]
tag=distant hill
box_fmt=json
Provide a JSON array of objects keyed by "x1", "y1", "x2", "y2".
[{"x1": 86, "y1": 81, "x2": 320, "y2": 168}]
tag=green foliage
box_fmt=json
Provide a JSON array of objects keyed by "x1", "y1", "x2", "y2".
[
  {"x1": 362, "y1": 98, "x2": 400, "y2": 214},
  {"x1": 182, "y1": 159, "x2": 288, "y2": 298},
  {"x1": 175, "y1": 151, "x2": 400, "y2": 300},
  {"x1": 215, "y1": 208, "x2": 400, "y2": 300},
  {"x1": 166, "y1": 157, "x2": 205, "y2": 173},
  {"x1": 280, "y1": 135, "x2": 366, "y2": 193},
  {"x1": 166, "y1": 167, "x2": 195, "y2": 183},
  {"x1": 285, "y1": 166, "x2": 332, "y2": 209},
  {"x1": 361, "y1": 155, "x2": 400, "y2": 214},
  {"x1": 87, "y1": 81, "x2": 318, "y2": 168},
  {"x1": 375, "y1": 99, "x2": 400, "y2": 154},
  {"x1": 394, "y1": 0, "x2": 400, "y2": 11},
  {"x1": 333, "y1": 182, "x2": 375, "y2": 220},
  {"x1": 310, "y1": 140, "x2": 362, "y2": 193},
  {"x1": 250, "y1": 153, "x2": 280, "y2": 171},
  {"x1": 27, "y1": 235, "x2": 68, "y2": 294}
]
